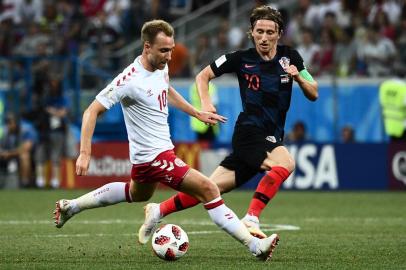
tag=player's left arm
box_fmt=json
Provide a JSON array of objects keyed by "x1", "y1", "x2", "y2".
[
  {"x1": 168, "y1": 86, "x2": 226, "y2": 125},
  {"x1": 286, "y1": 50, "x2": 318, "y2": 101}
]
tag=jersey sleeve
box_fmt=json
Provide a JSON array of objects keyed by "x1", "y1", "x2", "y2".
[
  {"x1": 290, "y1": 49, "x2": 305, "y2": 72},
  {"x1": 96, "y1": 70, "x2": 132, "y2": 109},
  {"x1": 210, "y1": 51, "x2": 240, "y2": 77}
]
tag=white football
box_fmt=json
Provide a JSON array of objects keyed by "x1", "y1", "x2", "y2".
[{"x1": 151, "y1": 224, "x2": 189, "y2": 261}]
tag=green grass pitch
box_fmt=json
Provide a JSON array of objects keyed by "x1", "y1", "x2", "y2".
[{"x1": 0, "y1": 189, "x2": 405, "y2": 269}]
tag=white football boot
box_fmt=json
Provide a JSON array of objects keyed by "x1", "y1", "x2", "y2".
[
  {"x1": 254, "y1": 233, "x2": 280, "y2": 261},
  {"x1": 241, "y1": 214, "x2": 267, "y2": 239},
  {"x1": 138, "y1": 203, "x2": 162, "y2": 244},
  {"x1": 53, "y1": 199, "x2": 75, "y2": 228}
]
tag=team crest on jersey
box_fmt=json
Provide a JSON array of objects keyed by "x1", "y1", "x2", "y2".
[
  {"x1": 174, "y1": 158, "x2": 186, "y2": 167},
  {"x1": 279, "y1": 57, "x2": 290, "y2": 69}
]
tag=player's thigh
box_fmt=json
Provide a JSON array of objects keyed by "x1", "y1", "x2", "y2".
[
  {"x1": 179, "y1": 168, "x2": 220, "y2": 203},
  {"x1": 262, "y1": 145, "x2": 295, "y2": 172},
  {"x1": 129, "y1": 179, "x2": 158, "y2": 202},
  {"x1": 209, "y1": 166, "x2": 236, "y2": 193}
]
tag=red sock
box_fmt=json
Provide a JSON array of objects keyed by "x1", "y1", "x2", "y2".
[
  {"x1": 247, "y1": 166, "x2": 290, "y2": 217},
  {"x1": 159, "y1": 192, "x2": 200, "y2": 217}
]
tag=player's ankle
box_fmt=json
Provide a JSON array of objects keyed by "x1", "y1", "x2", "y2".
[
  {"x1": 248, "y1": 236, "x2": 260, "y2": 254},
  {"x1": 69, "y1": 200, "x2": 81, "y2": 214}
]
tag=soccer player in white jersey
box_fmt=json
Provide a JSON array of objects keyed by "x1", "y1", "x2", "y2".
[{"x1": 53, "y1": 19, "x2": 279, "y2": 261}]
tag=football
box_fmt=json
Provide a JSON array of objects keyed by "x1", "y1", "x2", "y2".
[{"x1": 151, "y1": 224, "x2": 189, "y2": 261}]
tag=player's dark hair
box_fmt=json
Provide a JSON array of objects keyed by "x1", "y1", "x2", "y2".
[
  {"x1": 249, "y1": 5, "x2": 284, "y2": 35},
  {"x1": 141, "y1": 20, "x2": 174, "y2": 44}
]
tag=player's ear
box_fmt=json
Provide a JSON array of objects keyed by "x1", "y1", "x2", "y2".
[
  {"x1": 249, "y1": 29, "x2": 254, "y2": 39},
  {"x1": 144, "y1": 41, "x2": 151, "y2": 51},
  {"x1": 278, "y1": 30, "x2": 283, "y2": 39}
]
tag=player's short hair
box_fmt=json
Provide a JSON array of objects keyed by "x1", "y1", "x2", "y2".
[
  {"x1": 249, "y1": 5, "x2": 284, "y2": 35},
  {"x1": 141, "y1": 20, "x2": 174, "y2": 44}
]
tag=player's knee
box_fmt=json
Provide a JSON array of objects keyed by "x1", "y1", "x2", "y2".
[
  {"x1": 199, "y1": 180, "x2": 220, "y2": 202},
  {"x1": 127, "y1": 181, "x2": 154, "y2": 202},
  {"x1": 262, "y1": 158, "x2": 295, "y2": 173},
  {"x1": 218, "y1": 185, "x2": 227, "y2": 194},
  {"x1": 284, "y1": 157, "x2": 295, "y2": 173},
  {"x1": 131, "y1": 191, "x2": 153, "y2": 202}
]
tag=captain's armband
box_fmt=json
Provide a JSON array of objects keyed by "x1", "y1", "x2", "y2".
[{"x1": 299, "y1": 69, "x2": 315, "y2": 82}]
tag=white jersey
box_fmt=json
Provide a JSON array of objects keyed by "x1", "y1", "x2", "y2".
[{"x1": 96, "y1": 56, "x2": 174, "y2": 164}]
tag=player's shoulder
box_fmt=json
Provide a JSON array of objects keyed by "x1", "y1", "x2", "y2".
[
  {"x1": 237, "y1": 48, "x2": 256, "y2": 58},
  {"x1": 277, "y1": 44, "x2": 298, "y2": 56},
  {"x1": 224, "y1": 48, "x2": 256, "y2": 63},
  {"x1": 112, "y1": 61, "x2": 142, "y2": 88}
]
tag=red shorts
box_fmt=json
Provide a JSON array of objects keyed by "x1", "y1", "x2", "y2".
[{"x1": 131, "y1": 150, "x2": 190, "y2": 190}]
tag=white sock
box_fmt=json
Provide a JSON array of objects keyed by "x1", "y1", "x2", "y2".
[
  {"x1": 204, "y1": 197, "x2": 258, "y2": 252},
  {"x1": 36, "y1": 164, "x2": 44, "y2": 180},
  {"x1": 52, "y1": 165, "x2": 60, "y2": 182},
  {"x1": 70, "y1": 182, "x2": 130, "y2": 214}
]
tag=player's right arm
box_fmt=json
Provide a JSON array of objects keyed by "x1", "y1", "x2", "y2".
[
  {"x1": 76, "y1": 100, "x2": 106, "y2": 176},
  {"x1": 195, "y1": 65, "x2": 217, "y2": 113},
  {"x1": 196, "y1": 52, "x2": 240, "y2": 113},
  {"x1": 76, "y1": 64, "x2": 132, "y2": 175}
]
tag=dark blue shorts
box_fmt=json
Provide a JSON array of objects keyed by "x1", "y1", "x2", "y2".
[{"x1": 220, "y1": 125, "x2": 283, "y2": 187}]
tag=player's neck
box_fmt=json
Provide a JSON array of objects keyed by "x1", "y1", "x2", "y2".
[
  {"x1": 256, "y1": 45, "x2": 277, "y2": 61},
  {"x1": 140, "y1": 54, "x2": 155, "y2": 72}
]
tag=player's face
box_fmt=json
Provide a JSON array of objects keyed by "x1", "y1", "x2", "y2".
[
  {"x1": 145, "y1": 32, "x2": 175, "y2": 71},
  {"x1": 251, "y1": 19, "x2": 280, "y2": 55}
]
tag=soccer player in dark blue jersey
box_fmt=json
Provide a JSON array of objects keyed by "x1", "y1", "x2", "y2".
[{"x1": 139, "y1": 5, "x2": 318, "y2": 244}]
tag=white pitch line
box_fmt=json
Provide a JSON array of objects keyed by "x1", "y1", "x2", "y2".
[
  {"x1": 0, "y1": 219, "x2": 300, "y2": 239},
  {"x1": 0, "y1": 219, "x2": 300, "y2": 230},
  {"x1": 28, "y1": 226, "x2": 299, "y2": 239}
]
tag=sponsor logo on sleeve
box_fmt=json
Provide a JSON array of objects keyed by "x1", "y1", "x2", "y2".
[{"x1": 215, "y1": 55, "x2": 227, "y2": 67}]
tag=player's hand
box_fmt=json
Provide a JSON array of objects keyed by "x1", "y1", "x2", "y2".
[
  {"x1": 76, "y1": 153, "x2": 91, "y2": 176},
  {"x1": 284, "y1": 65, "x2": 299, "y2": 80},
  {"x1": 201, "y1": 103, "x2": 217, "y2": 114},
  {"x1": 196, "y1": 111, "x2": 227, "y2": 125}
]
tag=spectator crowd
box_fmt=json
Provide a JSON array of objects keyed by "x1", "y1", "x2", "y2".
[{"x1": 0, "y1": 0, "x2": 405, "y2": 77}]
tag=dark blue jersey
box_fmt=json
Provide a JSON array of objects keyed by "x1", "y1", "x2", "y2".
[{"x1": 210, "y1": 45, "x2": 305, "y2": 141}]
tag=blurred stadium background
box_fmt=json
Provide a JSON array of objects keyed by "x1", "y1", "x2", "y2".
[
  {"x1": 0, "y1": 0, "x2": 405, "y2": 269},
  {"x1": 0, "y1": 0, "x2": 405, "y2": 190}
]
